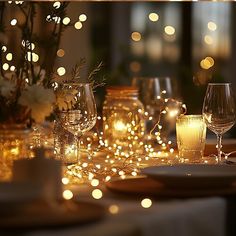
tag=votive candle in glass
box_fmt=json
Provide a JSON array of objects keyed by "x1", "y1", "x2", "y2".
[{"x1": 176, "y1": 115, "x2": 206, "y2": 163}]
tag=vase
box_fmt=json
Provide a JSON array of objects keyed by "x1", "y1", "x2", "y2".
[
  {"x1": 102, "y1": 86, "x2": 145, "y2": 156},
  {"x1": 0, "y1": 124, "x2": 31, "y2": 181}
]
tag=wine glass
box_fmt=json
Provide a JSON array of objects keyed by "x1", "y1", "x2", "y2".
[
  {"x1": 59, "y1": 83, "x2": 97, "y2": 163},
  {"x1": 132, "y1": 77, "x2": 179, "y2": 140},
  {"x1": 202, "y1": 83, "x2": 236, "y2": 163}
]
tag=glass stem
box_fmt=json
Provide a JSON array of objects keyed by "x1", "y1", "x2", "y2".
[
  {"x1": 75, "y1": 135, "x2": 81, "y2": 164},
  {"x1": 216, "y1": 134, "x2": 222, "y2": 163}
]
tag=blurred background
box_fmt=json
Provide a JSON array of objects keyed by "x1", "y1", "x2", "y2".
[{"x1": 1, "y1": 1, "x2": 236, "y2": 136}]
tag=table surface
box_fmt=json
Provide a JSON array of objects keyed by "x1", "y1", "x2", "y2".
[{"x1": 3, "y1": 139, "x2": 236, "y2": 236}]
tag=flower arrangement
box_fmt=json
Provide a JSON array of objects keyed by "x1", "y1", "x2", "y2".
[{"x1": 0, "y1": 2, "x2": 104, "y2": 126}]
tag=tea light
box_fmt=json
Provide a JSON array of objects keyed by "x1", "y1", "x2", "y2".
[
  {"x1": 112, "y1": 120, "x2": 127, "y2": 138},
  {"x1": 176, "y1": 115, "x2": 206, "y2": 163}
]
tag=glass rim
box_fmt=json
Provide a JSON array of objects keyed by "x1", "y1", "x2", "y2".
[
  {"x1": 177, "y1": 114, "x2": 203, "y2": 120},
  {"x1": 208, "y1": 83, "x2": 231, "y2": 85}
]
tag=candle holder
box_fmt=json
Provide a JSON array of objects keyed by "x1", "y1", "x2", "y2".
[
  {"x1": 102, "y1": 86, "x2": 145, "y2": 156},
  {"x1": 176, "y1": 115, "x2": 206, "y2": 163}
]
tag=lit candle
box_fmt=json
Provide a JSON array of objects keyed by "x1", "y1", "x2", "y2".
[
  {"x1": 176, "y1": 115, "x2": 206, "y2": 163},
  {"x1": 112, "y1": 120, "x2": 127, "y2": 138}
]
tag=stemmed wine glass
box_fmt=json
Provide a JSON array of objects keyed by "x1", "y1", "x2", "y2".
[
  {"x1": 59, "y1": 83, "x2": 97, "y2": 163},
  {"x1": 202, "y1": 83, "x2": 236, "y2": 163}
]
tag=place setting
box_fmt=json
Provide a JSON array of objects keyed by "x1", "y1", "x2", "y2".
[{"x1": 106, "y1": 83, "x2": 236, "y2": 198}]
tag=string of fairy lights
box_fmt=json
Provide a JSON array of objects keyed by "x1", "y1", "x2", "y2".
[{"x1": 2, "y1": 1, "x2": 224, "y2": 211}]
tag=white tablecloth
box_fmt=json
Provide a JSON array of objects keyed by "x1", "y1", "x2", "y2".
[{"x1": 26, "y1": 184, "x2": 226, "y2": 236}]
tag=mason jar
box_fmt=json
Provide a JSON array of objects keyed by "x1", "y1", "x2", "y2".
[{"x1": 102, "y1": 86, "x2": 145, "y2": 156}]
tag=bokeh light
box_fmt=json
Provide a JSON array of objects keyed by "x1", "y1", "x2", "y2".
[
  {"x1": 208, "y1": 21, "x2": 217, "y2": 31},
  {"x1": 53, "y1": 1, "x2": 61, "y2": 9},
  {"x1": 92, "y1": 189, "x2": 103, "y2": 199},
  {"x1": 57, "y1": 49, "x2": 65, "y2": 57},
  {"x1": 63, "y1": 17, "x2": 71, "y2": 25},
  {"x1": 149, "y1": 13, "x2": 159, "y2": 22},
  {"x1": 63, "y1": 190, "x2": 73, "y2": 200},
  {"x1": 204, "y1": 35, "x2": 213, "y2": 45},
  {"x1": 74, "y1": 21, "x2": 83, "y2": 30},
  {"x1": 10, "y1": 19, "x2": 17, "y2": 26},
  {"x1": 57, "y1": 67, "x2": 66, "y2": 76},
  {"x1": 141, "y1": 198, "x2": 152, "y2": 208},
  {"x1": 109, "y1": 205, "x2": 119, "y2": 214},
  {"x1": 164, "y1": 26, "x2": 175, "y2": 35},
  {"x1": 6, "y1": 53, "x2": 13, "y2": 61},
  {"x1": 79, "y1": 14, "x2": 87, "y2": 22},
  {"x1": 2, "y1": 63, "x2": 9, "y2": 71},
  {"x1": 131, "y1": 32, "x2": 142, "y2": 42}
]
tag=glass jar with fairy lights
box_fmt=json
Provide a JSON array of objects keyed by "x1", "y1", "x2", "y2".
[{"x1": 102, "y1": 86, "x2": 145, "y2": 156}]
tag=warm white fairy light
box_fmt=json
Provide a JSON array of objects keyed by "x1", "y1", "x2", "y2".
[
  {"x1": 62, "y1": 177, "x2": 69, "y2": 185},
  {"x1": 63, "y1": 189, "x2": 73, "y2": 200},
  {"x1": 79, "y1": 14, "x2": 87, "y2": 22},
  {"x1": 2, "y1": 63, "x2": 9, "y2": 70},
  {"x1": 10, "y1": 19, "x2": 17, "y2": 26},
  {"x1": 27, "y1": 52, "x2": 39, "y2": 62},
  {"x1": 6, "y1": 53, "x2": 13, "y2": 61},
  {"x1": 10, "y1": 65, "x2": 15, "y2": 71},
  {"x1": 57, "y1": 67, "x2": 66, "y2": 76},
  {"x1": 109, "y1": 205, "x2": 119, "y2": 214},
  {"x1": 53, "y1": 1, "x2": 61, "y2": 9},
  {"x1": 141, "y1": 198, "x2": 152, "y2": 208},
  {"x1": 74, "y1": 21, "x2": 83, "y2": 30},
  {"x1": 92, "y1": 189, "x2": 103, "y2": 199},
  {"x1": 62, "y1": 17, "x2": 70, "y2": 25},
  {"x1": 2, "y1": 46, "x2": 7, "y2": 52}
]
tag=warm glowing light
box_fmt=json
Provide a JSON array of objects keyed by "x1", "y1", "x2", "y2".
[
  {"x1": 92, "y1": 189, "x2": 103, "y2": 199},
  {"x1": 113, "y1": 121, "x2": 126, "y2": 131},
  {"x1": 2, "y1": 63, "x2": 9, "y2": 70},
  {"x1": 57, "y1": 67, "x2": 66, "y2": 76},
  {"x1": 149, "y1": 13, "x2": 159, "y2": 22},
  {"x1": 2, "y1": 46, "x2": 7, "y2": 52},
  {"x1": 131, "y1": 32, "x2": 141, "y2": 42},
  {"x1": 109, "y1": 205, "x2": 119, "y2": 214},
  {"x1": 141, "y1": 198, "x2": 152, "y2": 208},
  {"x1": 208, "y1": 21, "x2": 217, "y2": 31},
  {"x1": 62, "y1": 177, "x2": 69, "y2": 185},
  {"x1": 204, "y1": 35, "x2": 213, "y2": 45},
  {"x1": 57, "y1": 49, "x2": 65, "y2": 57},
  {"x1": 74, "y1": 21, "x2": 83, "y2": 30},
  {"x1": 205, "y1": 56, "x2": 214, "y2": 67},
  {"x1": 62, "y1": 17, "x2": 70, "y2": 25},
  {"x1": 10, "y1": 19, "x2": 17, "y2": 26},
  {"x1": 164, "y1": 26, "x2": 175, "y2": 35},
  {"x1": 200, "y1": 57, "x2": 214, "y2": 70},
  {"x1": 91, "y1": 179, "x2": 99, "y2": 187},
  {"x1": 63, "y1": 190, "x2": 73, "y2": 200},
  {"x1": 79, "y1": 14, "x2": 87, "y2": 22},
  {"x1": 10, "y1": 65, "x2": 15, "y2": 71},
  {"x1": 53, "y1": 1, "x2": 61, "y2": 9},
  {"x1": 27, "y1": 52, "x2": 39, "y2": 62},
  {"x1": 6, "y1": 53, "x2": 13, "y2": 61}
]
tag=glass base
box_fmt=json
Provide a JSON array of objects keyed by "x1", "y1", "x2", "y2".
[{"x1": 179, "y1": 149, "x2": 204, "y2": 164}]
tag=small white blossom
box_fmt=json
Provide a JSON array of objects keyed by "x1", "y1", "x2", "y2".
[
  {"x1": 18, "y1": 84, "x2": 55, "y2": 123},
  {"x1": 56, "y1": 89, "x2": 78, "y2": 110}
]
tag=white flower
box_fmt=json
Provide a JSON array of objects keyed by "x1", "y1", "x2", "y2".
[
  {"x1": 56, "y1": 89, "x2": 78, "y2": 110},
  {"x1": 18, "y1": 84, "x2": 55, "y2": 123},
  {"x1": 0, "y1": 78, "x2": 15, "y2": 97}
]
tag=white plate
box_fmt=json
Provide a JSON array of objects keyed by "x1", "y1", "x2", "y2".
[{"x1": 142, "y1": 164, "x2": 236, "y2": 188}]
